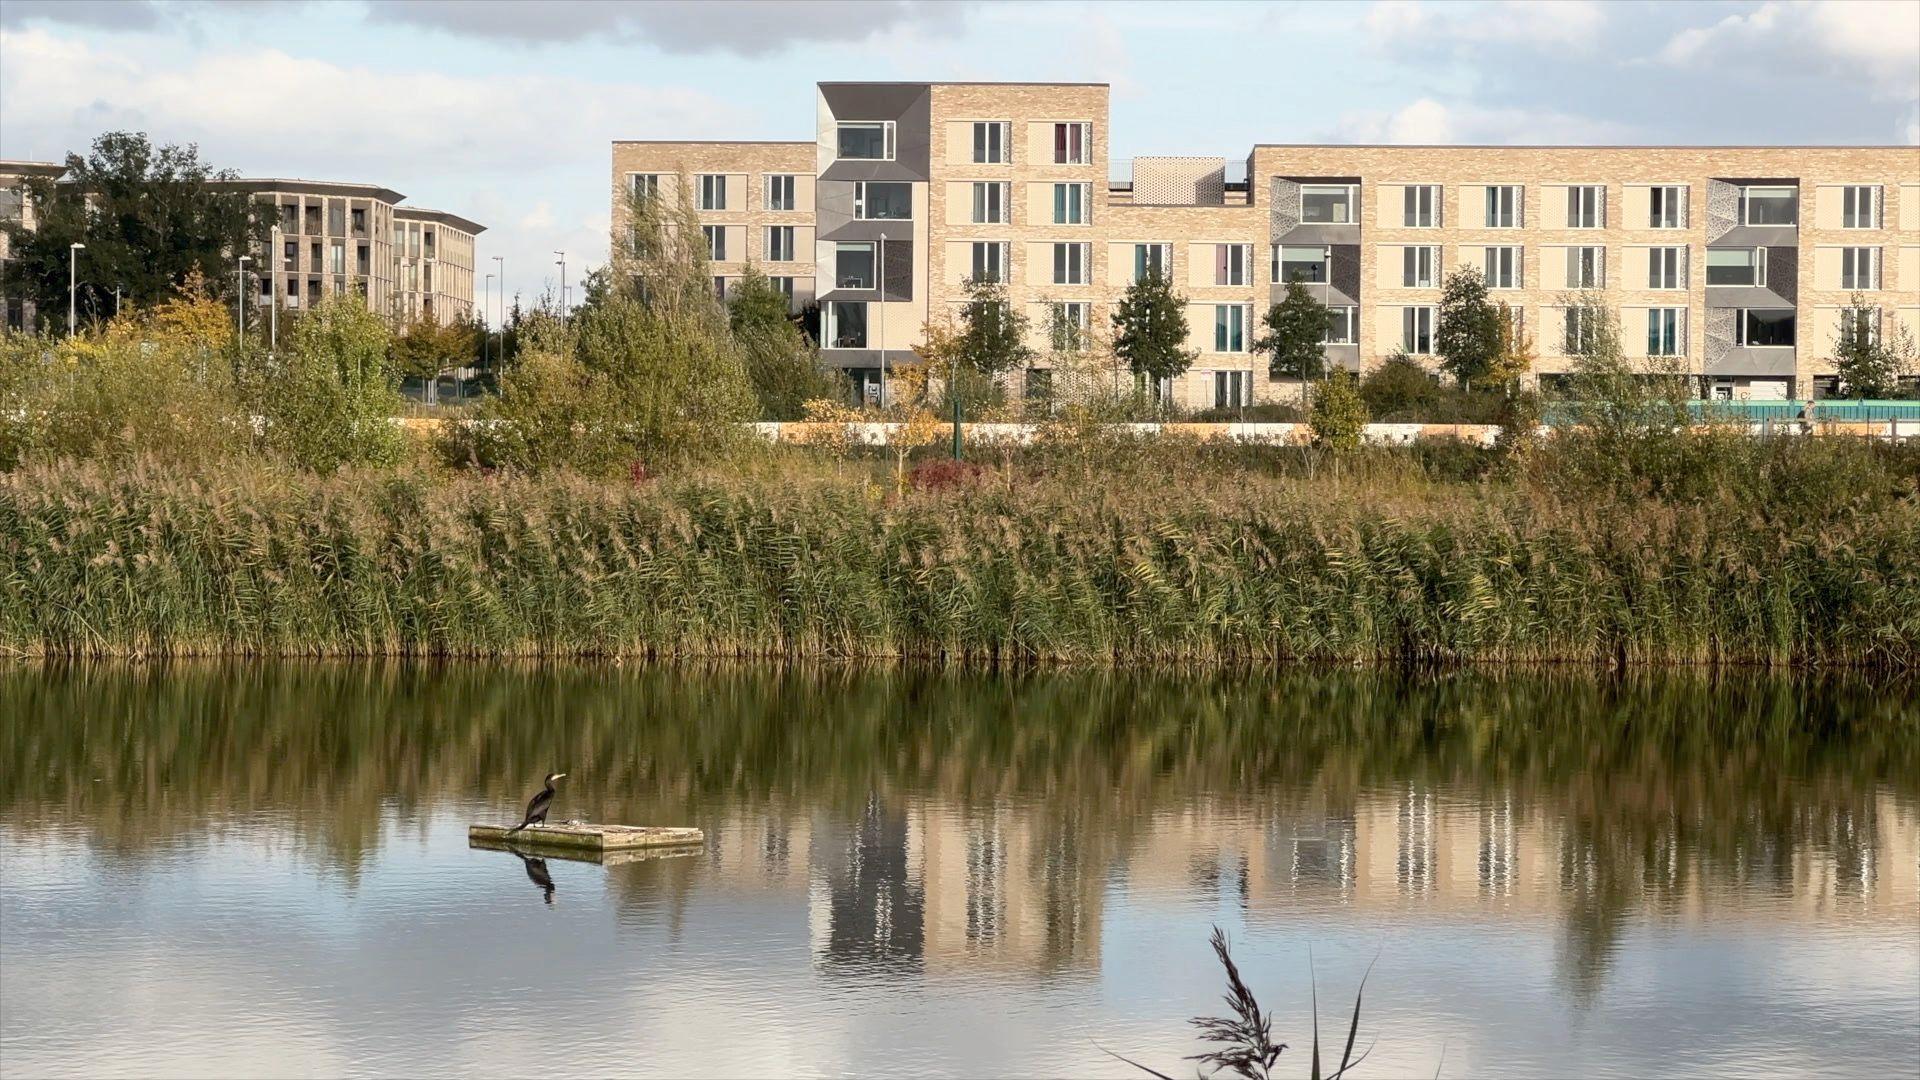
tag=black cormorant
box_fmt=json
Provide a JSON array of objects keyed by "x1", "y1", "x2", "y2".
[
  {"x1": 507, "y1": 772, "x2": 567, "y2": 833},
  {"x1": 517, "y1": 853, "x2": 555, "y2": 904}
]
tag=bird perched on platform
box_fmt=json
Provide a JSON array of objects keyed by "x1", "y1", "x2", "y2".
[{"x1": 507, "y1": 772, "x2": 567, "y2": 833}]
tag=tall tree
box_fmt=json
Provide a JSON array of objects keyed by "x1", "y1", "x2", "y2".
[
  {"x1": 1112, "y1": 270, "x2": 1196, "y2": 392},
  {"x1": 729, "y1": 265, "x2": 840, "y2": 420},
  {"x1": 1433, "y1": 267, "x2": 1504, "y2": 387},
  {"x1": 1832, "y1": 295, "x2": 1916, "y2": 399},
  {"x1": 1253, "y1": 280, "x2": 1330, "y2": 380},
  {"x1": 2, "y1": 132, "x2": 267, "y2": 328},
  {"x1": 955, "y1": 277, "x2": 1034, "y2": 378}
]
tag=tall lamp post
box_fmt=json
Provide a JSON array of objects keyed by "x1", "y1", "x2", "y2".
[
  {"x1": 269, "y1": 224, "x2": 281, "y2": 352},
  {"x1": 877, "y1": 231, "x2": 887, "y2": 407},
  {"x1": 553, "y1": 250, "x2": 567, "y2": 312},
  {"x1": 483, "y1": 272, "x2": 494, "y2": 372},
  {"x1": 491, "y1": 255, "x2": 504, "y2": 366},
  {"x1": 67, "y1": 242, "x2": 84, "y2": 338},
  {"x1": 236, "y1": 255, "x2": 251, "y2": 343}
]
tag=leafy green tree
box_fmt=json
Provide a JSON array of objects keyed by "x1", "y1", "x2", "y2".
[
  {"x1": 1112, "y1": 270, "x2": 1196, "y2": 393},
  {"x1": 389, "y1": 316, "x2": 481, "y2": 382},
  {"x1": 1253, "y1": 280, "x2": 1330, "y2": 380},
  {"x1": 955, "y1": 277, "x2": 1034, "y2": 378},
  {"x1": 1308, "y1": 370, "x2": 1368, "y2": 450},
  {"x1": 729, "y1": 266, "x2": 840, "y2": 420},
  {"x1": 2, "y1": 132, "x2": 267, "y2": 327},
  {"x1": 1359, "y1": 352, "x2": 1441, "y2": 419},
  {"x1": 1832, "y1": 295, "x2": 1916, "y2": 399},
  {"x1": 1434, "y1": 267, "x2": 1504, "y2": 387},
  {"x1": 256, "y1": 294, "x2": 405, "y2": 471}
]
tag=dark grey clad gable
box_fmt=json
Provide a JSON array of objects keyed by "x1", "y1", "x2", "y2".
[{"x1": 819, "y1": 83, "x2": 931, "y2": 181}]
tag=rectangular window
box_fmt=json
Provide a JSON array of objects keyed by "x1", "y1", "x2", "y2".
[
  {"x1": 1647, "y1": 307, "x2": 1682, "y2": 356},
  {"x1": 350, "y1": 208, "x2": 366, "y2": 235},
  {"x1": 697, "y1": 174, "x2": 728, "y2": 211},
  {"x1": 1841, "y1": 306, "x2": 1881, "y2": 346},
  {"x1": 1325, "y1": 306, "x2": 1358, "y2": 344},
  {"x1": 1482, "y1": 245, "x2": 1521, "y2": 289},
  {"x1": 1053, "y1": 122, "x2": 1092, "y2": 165},
  {"x1": 702, "y1": 224, "x2": 726, "y2": 261},
  {"x1": 972, "y1": 121, "x2": 1011, "y2": 164},
  {"x1": 826, "y1": 301, "x2": 868, "y2": 348},
  {"x1": 1211, "y1": 370, "x2": 1251, "y2": 409},
  {"x1": 1052, "y1": 242, "x2": 1090, "y2": 285},
  {"x1": 1404, "y1": 184, "x2": 1440, "y2": 227},
  {"x1": 1485, "y1": 185, "x2": 1522, "y2": 228},
  {"x1": 1706, "y1": 247, "x2": 1764, "y2": 287},
  {"x1": 1739, "y1": 308, "x2": 1796, "y2": 347},
  {"x1": 970, "y1": 241, "x2": 1008, "y2": 283},
  {"x1": 328, "y1": 203, "x2": 345, "y2": 236},
  {"x1": 765, "y1": 226, "x2": 795, "y2": 262},
  {"x1": 1567, "y1": 246, "x2": 1604, "y2": 289},
  {"x1": 1567, "y1": 185, "x2": 1604, "y2": 229},
  {"x1": 834, "y1": 242, "x2": 875, "y2": 289},
  {"x1": 1216, "y1": 244, "x2": 1251, "y2": 286},
  {"x1": 1840, "y1": 246, "x2": 1880, "y2": 290},
  {"x1": 1052, "y1": 182, "x2": 1091, "y2": 225},
  {"x1": 1301, "y1": 185, "x2": 1355, "y2": 224},
  {"x1": 1650, "y1": 185, "x2": 1685, "y2": 228},
  {"x1": 837, "y1": 121, "x2": 895, "y2": 161},
  {"x1": 1278, "y1": 245, "x2": 1329, "y2": 284},
  {"x1": 1649, "y1": 246, "x2": 1684, "y2": 289},
  {"x1": 770, "y1": 276, "x2": 795, "y2": 302},
  {"x1": 1214, "y1": 305, "x2": 1248, "y2": 352},
  {"x1": 629, "y1": 174, "x2": 660, "y2": 201},
  {"x1": 1133, "y1": 243, "x2": 1172, "y2": 281},
  {"x1": 853, "y1": 181, "x2": 911, "y2": 220},
  {"x1": 1402, "y1": 306, "x2": 1435, "y2": 354},
  {"x1": 713, "y1": 276, "x2": 728, "y2": 301},
  {"x1": 765, "y1": 174, "x2": 795, "y2": 211},
  {"x1": 1048, "y1": 301, "x2": 1090, "y2": 350},
  {"x1": 329, "y1": 241, "x2": 345, "y2": 275},
  {"x1": 1740, "y1": 186, "x2": 1796, "y2": 226},
  {"x1": 1841, "y1": 185, "x2": 1879, "y2": 229},
  {"x1": 970, "y1": 181, "x2": 1009, "y2": 224},
  {"x1": 1402, "y1": 245, "x2": 1439, "y2": 288},
  {"x1": 1564, "y1": 307, "x2": 1596, "y2": 354}
]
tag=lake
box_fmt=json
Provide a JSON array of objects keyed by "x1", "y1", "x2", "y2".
[{"x1": 1, "y1": 664, "x2": 1915, "y2": 1078}]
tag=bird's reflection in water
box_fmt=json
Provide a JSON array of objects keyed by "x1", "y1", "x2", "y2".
[{"x1": 515, "y1": 852, "x2": 555, "y2": 905}]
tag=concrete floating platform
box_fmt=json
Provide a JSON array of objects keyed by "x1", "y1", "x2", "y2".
[
  {"x1": 467, "y1": 822, "x2": 705, "y2": 854},
  {"x1": 469, "y1": 832, "x2": 704, "y2": 865}
]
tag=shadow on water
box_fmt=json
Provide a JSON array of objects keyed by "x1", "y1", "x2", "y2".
[{"x1": 2, "y1": 661, "x2": 1916, "y2": 996}]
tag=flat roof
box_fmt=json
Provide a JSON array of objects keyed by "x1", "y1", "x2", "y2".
[
  {"x1": 394, "y1": 206, "x2": 486, "y2": 234},
  {"x1": 208, "y1": 177, "x2": 406, "y2": 202},
  {"x1": 611, "y1": 140, "x2": 810, "y2": 145},
  {"x1": 1252, "y1": 142, "x2": 1917, "y2": 151},
  {"x1": 0, "y1": 159, "x2": 65, "y2": 177},
  {"x1": 818, "y1": 80, "x2": 1108, "y2": 88}
]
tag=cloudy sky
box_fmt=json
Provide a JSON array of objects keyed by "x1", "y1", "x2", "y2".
[{"x1": 3, "y1": 0, "x2": 1915, "y2": 322}]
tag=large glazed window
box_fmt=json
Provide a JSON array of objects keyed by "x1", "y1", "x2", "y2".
[
  {"x1": 834, "y1": 242, "x2": 875, "y2": 289},
  {"x1": 826, "y1": 301, "x2": 868, "y2": 349},
  {"x1": 1740, "y1": 186, "x2": 1796, "y2": 226},
  {"x1": 854, "y1": 182, "x2": 911, "y2": 220},
  {"x1": 1402, "y1": 306, "x2": 1434, "y2": 354},
  {"x1": 1706, "y1": 248, "x2": 1763, "y2": 287},
  {"x1": 1301, "y1": 185, "x2": 1353, "y2": 224},
  {"x1": 1278, "y1": 245, "x2": 1328, "y2": 284},
  {"x1": 1325, "y1": 306, "x2": 1358, "y2": 344},
  {"x1": 837, "y1": 122, "x2": 895, "y2": 161},
  {"x1": 1739, "y1": 308, "x2": 1795, "y2": 347}
]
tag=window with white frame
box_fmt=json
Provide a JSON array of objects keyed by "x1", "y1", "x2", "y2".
[
  {"x1": 970, "y1": 241, "x2": 1008, "y2": 284},
  {"x1": 1211, "y1": 370, "x2": 1251, "y2": 409},
  {"x1": 1047, "y1": 301, "x2": 1090, "y2": 350},
  {"x1": 765, "y1": 226, "x2": 795, "y2": 262},
  {"x1": 1840, "y1": 246, "x2": 1880, "y2": 290},
  {"x1": 1485, "y1": 185, "x2": 1522, "y2": 228},
  {"x1": 1301, "y1": 185, "x2": 1355, "y2": 224},
  {"x1": 1216, "y1": 244, "x2": 1251, "y2": 286},
  {"x1": 1133, "y1": 243, "x2": 1172, "y2": 281},
  {"x1": 837, "y1": 121, "x2": 895, "y2": 161},
  {"x1": 699, "y1": 174, "x2": 727, "y2": 211},
  {"x1": 1841, "y1": 185, "x2": 1880, "y2": 229},
  {"x1": 826, "y1": 300, "x2": 868, "y2": 348},
  {"x1": 1567, "y1": 246, "x2": 1604, "y2": 289},
  {"x1": 1740, "y1": 185, "x2": 1796, "y2": 226},
  {"x1": 1841, "y1": 305, "x2": 1880, "y2": 346},
  {"x1": 770, "y1": 276, "x2": 795, "y2": 302},
  {"x1": 1402, "y1": 306, "x2": 1435, "y2": 354},
  {"x1": 854, "y1": 181, "x2": 911, "y2": 220},
  {"x1": 1737, "y1": 308, "x2": 1795, "y2": 347},
  {"x1": 1567, "y1": 185, "x2": 1605, "y2": 228},
  {"x1": 1483, "y1": 245, "x2": 1521, "y2": 289},
  {"x1": 1706, "y1": 247, "x2": 1764, "y2": 286},
  {"x1": 834, "y1": 241, "x2": 875, "y2": 289},
  {"x1": 1402, "y1": 245, "x2": 1440, "y2": 288},
  {"x1": 972, "y1": 121, "x2": 1011, "y2": 164},
  {"x1": 1052, "y1": 182, "x2": 1091, "y2": 225},
  {"x1": 629, "y1": 173, "x2": 660, "y2": 201},
  {"x1": 1053, "y1": 122, "x2": 1092, "y2": 165},
  {"x1": 1649, "y1": 246, "x2": 1685, "y2": 290},
  {"x1": 1277, "y1": 245, "x2": 1329, "y2": 284},
  {"x1": 1564, "y1": 306, "x2": 1599, "y2": 354},
  {"x1": 765, "y1": 174, "x2": 795, "y2": 211},
  {"x1": 1404, "y1": 184, "x2": 1440, "y2": 227},
  {"x1": 702, "y1": 224, "x2": 726, "y2": 260},
  {"x1": 1325, "y1": 306, "x2": 1358, "y2": 344},
  {"x1": 712, "y1": 276, "x2": 727, "y2": 300},
  {"x1": 1052, "y1": 242, "x2": 1090, "y2": 285},
  {"x1": 1647, "y1": 307, "x2": 1683, "y2": 356},
  {"x1": 971, "y1": 181, "x2": 1010, "y2": 224},
  {"x1": 1214, "y1": 304, "x2": 1249, "y2": 352},
  {"x1": 1650, "y1": 185, "x2": 1685, "y2": 228}
]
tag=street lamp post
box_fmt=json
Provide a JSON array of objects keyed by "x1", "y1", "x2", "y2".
[
  {"x1": 553, "y1": 250, "x2": 567, "y2": 312},
  {"x1": 491, "y1": 255, "x2": 504, "y2": 366},
  {"x1": 237, "y1": 255, "x2": 252, "y2": 343},
  {"x1": 67, "y1": 242, "x2": 84, "y2": 338},
  {"x1": 877, "y1": 232, "x2": 887, "y2": 407},
  {"x1": 483, "y1": 272, "x2": 494, "y2": 373},
  {"x1": 269, "y1": 224, "x2": 281, "y2": 352}
]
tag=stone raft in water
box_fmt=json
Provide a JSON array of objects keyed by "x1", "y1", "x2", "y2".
[{"x1": 467, "y1": 822, "x2": 705, "y2": 854}]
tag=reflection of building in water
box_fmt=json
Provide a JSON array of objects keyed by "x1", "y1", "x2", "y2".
[
  {"x1": 809, "y1": 795, "x2": 925, "y2": 974},
  {"x1": 702, "y1": 809, "x2": 815, "y2": 893},
  {"x1": 915, "y1": 803, "x2": 1105, "y2": 977}
]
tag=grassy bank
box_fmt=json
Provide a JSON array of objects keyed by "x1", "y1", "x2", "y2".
[{"x1": 5, "y1": 443, "x2": 1916, "y2": 665}]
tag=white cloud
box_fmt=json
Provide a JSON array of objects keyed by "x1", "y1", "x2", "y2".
[
  {"x1": 1328, "y1": 97, "x2": 1640, "y2": 144},
  {"x1": 1364, "y1": 0, "x2": 1607, "y2": 51},
  {"x1": 1657, "y1": 1, "x2": 1920, "y2": 99}
]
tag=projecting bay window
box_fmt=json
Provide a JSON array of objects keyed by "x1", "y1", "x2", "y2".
[
  {"x1": 765, "y1": 174, "x2": 795, "y2": 211},
  {"x1": 834, "y1": 242, "x2": 875, "y2": 289},
  {"x1": 1053, "y1": 122, "x2": 1092, "y2": 165},
  {"x1": 1211, "y1": 370, "x2": 1251, "y2": 409},
  {"x1": 826, "y1": 301, "x2": 868, "y2": 349},
  {"x1": 1052, "y1": 182, "x2": 1091, "y2": 225},
  {"x1": 1567, "y1": 246, "x2": 1605, "y2": 289},
  {"x1": 1706, "y1": 247, "x2": 1764, "y2": 287},
  {"x1": 837, "y1": 121, "x2": 895, "y2": 161},
  {"x1": 1404, "y1": 184, "x2": 1440, "y2": 227},
  {"x1": 1840, "y1": 246, "x2": 1880, "y2": 290},
  {"x1": 971, "y1": 181, "x2": 1010, "y2": 224},
  {"x1": 1214, "y1": 304, "x2": 1249, "y2": 353},
  {"x1": 1216, "y1": 244, "x2": 1251, "y2": 286},
  {"x1": 1325, "y1": 306, "x2": 1358, "y2": 345},
  {"x1": 972, "y1": 121, "x2": 1011, "y2": 164},
  {"x1": 1649, "y1": 246, "x2": 1685, "y2": 290},
  {"x1": 1485, "y1": 185, "x2": 1522, "y2": 228},
  {"x1": 854, "y1": 181, "x2": 911, "y2": 220},
  {"x1": 1403, "y1": 245, "x2": 1439, "y2": 288},
  {"x1": 1739, "y1": 186, "x2": 1796, "y2": 226},
  {"x1": 1650, "y1": 185, "x2": 1686, "y2": 228},
  {"x1": 1133, "y1": 243, "x2": 1172, "y2": 282},
  {"x1": 1277, "y1": 245, "x2": 1329, "y2": 285},
  {"x1": 765, "y1": 226, "x2": 795, "y2": 262},
  {"x1": 1841, "y1": 185, "x2": 1880, "y2": 229},
  {"x1": 1301, "y1": 184, "x2": 1355, "y2": 224},
  {"x1": 1402, "y1": 306, "x2": 1435, "y2": 354},
  {"x1": 1047, "y1": 301, "x2": 1090, "y2": 350},
  {"x1": 702, "y1": 225, "x2": 726, "y2": 261},
  {"x1": 1052, "y1": 242, "x2": 1090, "y2": 285},
  {"x1": 1647, "y1": 307, "x2": 1683, "y2": 357},
  {"x1": 970, "y1": 241, "x2": 1008, "y2": 284},
  {"x1": 1482, "y1": 245, "x2": 1521, "y2": 289},
  {"x1": 1737, "y1": 309, "x2": 1795, "y2": 348},
  {"x1": 1567, "y1": 185, "x2": 1604, "y2": 228},
  {"x1": 698, "y1": 174, "x2": 727, "y2": 211}
]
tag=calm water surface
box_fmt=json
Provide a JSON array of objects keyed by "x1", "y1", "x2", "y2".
[{"x1": 2, "y1": 665, "x2": 1916, "y2": 1078}]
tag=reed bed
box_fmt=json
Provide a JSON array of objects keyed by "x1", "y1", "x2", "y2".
[{"x1": 3, "y1": 456, "x2": 1916, "y2": 665}]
